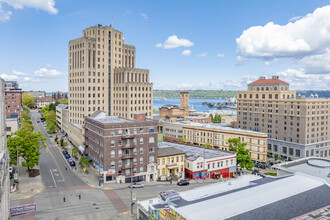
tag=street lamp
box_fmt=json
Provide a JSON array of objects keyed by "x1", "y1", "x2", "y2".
[{"x1": 16, "y1": 145, "x2": 19, "y2": 191}]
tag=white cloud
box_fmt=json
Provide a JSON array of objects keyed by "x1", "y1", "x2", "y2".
[
  {"x1": 23, "y1": 76, "x2": 40, "y2": 82},
  {"x1": 13, "y1": 70, "x2": 29, "y2": 76},
  {"x1": 289, "y1": 16, "x2": 302, "y2": 22},
  {"x1": 276, "y1": 68, "x2": 330, "y2": 90},
  {"x1": 197, "y1": 52, "x2": 207, "y2": 57},
  {"x1": 0, "y1": 73, "x2": 19, "y2": 80},
  {"x1": 0, "y1": 0, "x2": 58, "y2": 14},
  {"x1": 217, "y1": 53, "x2": 225, "y2": 57},
  {"x1": 236, "y1": 5, "x2": 330, "y2": 74},
  {"x1": 0, "y1": 3, "x2": 11, "y2": 21},
  {"x1": 155, "y1": 43, "x2": 162, "y2": 48},
  {"x1": 140, "y1": 12, "x2": 148, "y2": 19},
  {"x1": 34, "y1": 66, "x2": 64, "y2": 78},
  {"x1": 182, "y1": 50, "x2": 191, "y2": 56},
  {"x1": 156, "y1": 35, "x2": 194, "y2": 49}
]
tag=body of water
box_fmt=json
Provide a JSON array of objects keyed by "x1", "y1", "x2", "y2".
[{"x1": 153, "y1": 98, "x2": 226, "y2": 112}]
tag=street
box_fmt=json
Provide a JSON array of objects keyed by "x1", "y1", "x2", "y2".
[{"x1": 10, "y1": 109, "x2": 216, "y2": 220}]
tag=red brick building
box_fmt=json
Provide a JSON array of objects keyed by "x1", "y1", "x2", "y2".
[
  {"x1": 84, "y1": 111, "x2": 158, "y2": 183},
  {"x1": 5, "y1": 89, "x2": 22, "y2": 118}
]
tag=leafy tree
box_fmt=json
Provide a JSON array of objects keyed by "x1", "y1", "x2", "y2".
[
  {"x1": 179, "y1": 138, "x2": 185, "y2": 144},
  {"x1": 7, "y1": 129, "x2": 46, "y2": 171},
  {"x1": 21, "y1": 107, "x2": 31, "y2": 121},
  {"x1": 228, "y1": 138, "x2": 254, "y2": 169},
  {"x1": 22, "y1": 93, "x2": 36, "y2": 107},
  {"x1": 80, "y1": 156, "x2": 91, "y2": 168},
  {"x1": 274, "y1": 154, "x2": 279, "y2": 159},
  {"x1": 21, "y1": 120, "x2": 34, "y2": 132},
  {"x1": 72, "y1": 147, "x2": 78, "y2": 157},
  {"x1": 49, "y1": 103, "x2": 56, "y2": 111},
  {"x1": 204, "y1": 141, "x2": 212, "y2": 148},
  {"x1": 54, "y1": 100, "x2": 61, "y2": 106},
  {"x1": 46, "y1": 119, "x2": 57, "y2": 133},
  {"x1": 61, "y1": 99, "x2": 68, "y2": 104},
  {"x1": 210, "y1": 114, "x2": 214, "y2": 121},
  {"x1": 212, "y1": 114, "x2": 222, "y2": 123},
  {"x1": 60, "y1": 138, "x2": 64, "y2": 146},
  {"x1": 153, "y1": 109, "x2": 159, "y2": 114}
]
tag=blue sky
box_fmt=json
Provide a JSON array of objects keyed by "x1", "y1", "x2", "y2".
[{"x1": 1, "y1": 0, "x2": 330, "y2": 92}]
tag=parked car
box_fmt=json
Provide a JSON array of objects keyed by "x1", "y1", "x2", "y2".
[
  {"x1": 252, "y1": 169, "x2": 260, "y2": 175},
  {"x1": 328, "y1": 173, "x2": 330, "y2": 177},
  {"x1": 68, "y1": 158, "x2": 76, "y2": 167},
  {"x1": 129, "y1": 182, "x2": 144, "y2": 188},
  {"x1": 62, "y1": 150, "x2": 68, "y2": 155},
  {"x1": 177, "y1": 180, "x2": 190, "y2": 186},
  {"x1": 64, "y1": 154, "x2": 71, "y2": 159}
]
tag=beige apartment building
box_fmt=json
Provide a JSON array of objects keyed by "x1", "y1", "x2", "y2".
[
  {"x1": 182, "y1": 122, "x2": 267, "y2": 162},
  {"x1": 237, "y1": 76, "x2": 330, "y2": 160},
  {"x1": 68, "y1": 25, "x2": 153, "y2": 125}
]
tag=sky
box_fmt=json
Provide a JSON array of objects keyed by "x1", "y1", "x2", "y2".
[{"x1": 1, "y1": 0, "x2": 330, "y2": 92}]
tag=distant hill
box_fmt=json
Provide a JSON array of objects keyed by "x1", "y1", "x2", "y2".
[
  {"x1": 153, "y1": 90, "x2": 330, "y2": 99},
  {"x1": 153, "y1": 90, "x2": 237, "y2": 99}
]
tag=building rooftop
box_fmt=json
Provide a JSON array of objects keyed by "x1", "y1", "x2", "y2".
[
  {"x1": 182, "y1": 121, "x2": 267, "y2": 136},
  {"x1": 35, "y1": 96, "x2": 54, "y2": 102},
  {"x1": 158, "y1": 142, "x2": 234, "y2": 161},
  {"x1": 138, "y1": 173, "x2": 330, "y2": 220},
  {"x1": 56, "y1": 104, "x2": 68, "y2": 109},
  {"x1": 160, "y1": 104, "x2": 180, "y2": 109},
  {"x1": 274, "y1": 158, "x2": 330, "y2": 184},
  {"x1": 87, "y1": 111, "x2": 154, "y2": 124},
  {"x1": 248, "y1": 77, "x2": 289, "y2": 85},
  {"x1": 157, "y1": 147, "x2": 185, "y2": 157}
]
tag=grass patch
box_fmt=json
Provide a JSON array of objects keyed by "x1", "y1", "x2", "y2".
[{"x1": 265, "y1": 172, "x2": 277, "y2": 176}]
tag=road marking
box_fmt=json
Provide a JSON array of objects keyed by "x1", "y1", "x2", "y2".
[
  {"x1": 24, "y1": 196, "x2": 31, "y2": 199},
  {"x1": 49, "y1": 186, "x2": 53, "y2": 188},
  {"x1": 57, "y1": 180, "x2": 64, "y2": 182},
  {"x1": 49, "y1": 169, "x2": 57, "y2": 188},
  {"x1": 48, "y1": 148, "x2": 65, "y2": 181},
  {"x1": 121, "y1": 194, "x2": 158, "y2": 199},
  {"x1": 91, "y1": 185, "x2": 95, "y2": 188},
  {"x1": 104, "y1": 188, "x2": 110, "y2": 190},
  {"x1": 37, "y1": 190, "x2": 40, "y2": 193},
  {"x1": 122, "y1": 212, "x2": 128, "y2": 214}
]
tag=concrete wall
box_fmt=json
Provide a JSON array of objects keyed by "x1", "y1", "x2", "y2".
[
  {"x1": 67, "y1": 122, "x2": 84, "y2": 148},
  {"x1": 5, "y1": 118, "x2": 19, "y2": 138}
]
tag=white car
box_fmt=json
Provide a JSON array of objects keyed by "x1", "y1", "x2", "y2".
[{"x1": 129, "y1": 182, "x2": 144, "y2": 188}]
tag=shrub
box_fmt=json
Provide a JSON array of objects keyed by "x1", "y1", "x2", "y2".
[{"x1": 265, "y1": 172, "x2": 277, "y2": 176}]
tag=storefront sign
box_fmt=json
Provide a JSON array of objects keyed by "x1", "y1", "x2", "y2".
[{"x1": 11, "y1": 203, "x2": 36, "y2": 217}]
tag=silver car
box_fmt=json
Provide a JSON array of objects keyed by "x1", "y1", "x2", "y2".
[{"x1": 129, "y1": 182, "x2": 144, "y2": 188}]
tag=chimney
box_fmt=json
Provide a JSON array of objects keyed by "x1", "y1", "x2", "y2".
[
  {"x1": 272, "y1": 76, "x2": 279, "y2": 79},
  {"x1": 133, "y1": 113, "x2": 146, "y2": 121},
  {"x1": 259, "y1": 76, "x2": 266, "y2": 80}
]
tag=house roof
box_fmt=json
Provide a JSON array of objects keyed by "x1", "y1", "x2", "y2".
[
  {"x1": 248, "y1": 78, "x2": 289, "y2": 85},
  {"x1": 157, "y1": 147, "x2": 185, "y2": 157}
]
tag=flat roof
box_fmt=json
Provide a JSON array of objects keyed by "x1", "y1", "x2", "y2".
[
  {"x1": 139, "y1": 173, "x2": 330, "y2": 220},
  {"x1": 158, "y1": 142, "x2": 234, "y2": 160},
  {"x1": 86, "y1": 111, "x2": 155, "y2": 124},
  {"x1": 56, "y1": 104, "x2": 68, "y2": 109},
  {"x1": 274, "y1": 158, "x2": 330, "y2": 184},
  {"x1": 157, "y1": 147, "x2": 185, "y2": 157},
  {"x1": 181, "y1": 122, "x2": 267, "y2": 136}
]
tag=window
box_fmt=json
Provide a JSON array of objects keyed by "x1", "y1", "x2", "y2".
[
  {"x1": 133, "y1": 138, "x2": 137, "y2": 145},
  {"x1": 118, "y1": 150, "x2": 122, "y2": 156},
  {"x1": 162, "y1": 168, "x2": 165, "y2": 174},
  {"x1": 149, "y1": 128, "x2": 155, "y2": 133},
  {"x1": 118, "y1": 140, "x2": 122, "y2": 146},
  {"x1": 133, "y1": 129, "x2": 137, "y2": 134},
  {"x1": 149, "y1": 147, "x2": 155, "y2": 152},
  {"x1": 181, "y1": 156, "x2": 184, "y2": 162},
  {"x1": 111, "y1": 140, "x2": 115, "y2": 147},
  {"x1": 140, "y1": 128, "x2": 143, "y2": 134},
  {"x1": 133, "y1": 148, "x2": 137, "y2": 154},
  {"x1": 140, "y1": 157, "x2": 143, "y2": 163},
  {"x1": 118, "y1": 160, "x2": 122, "y2": 166},
  {"x1": 140, "y1": 138, "x2": 143, "y2": 144},
  {"x1": 149, "y1": 137, "x2": 155, "y2": 143},
  {"x1": 111, "y1": 161, "x2": 115, "y2": 168},
  {"x1": 162, "y1": 158, "x2": 165, "y2": 164},
  {"x1": 149, "y1": 156, "x2": 154, "y2": 162},
  {"x1": 111, "y1": 130, "x2": 115, "y2": 136},
  {"x1": 118, "y1": 129, "x2": 122, "y2": 135},
  {"x1": 111, "y1": 150, "x2": 115, "y2": 157},
  {"x1": 140, "y1": 148, "x2": 143, "y2": 154}
]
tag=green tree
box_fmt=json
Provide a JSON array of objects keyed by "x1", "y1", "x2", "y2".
[
  {"x1": 72, "y1": 147, "x2": 78, "y2": 157},
  {"x1": 153, "y1": 109, "x2": 159, "y2": 114},
  {"x1": 7, "y1": 129, "x2": 46, "y2": 171},
  {"x1": 228, "y1": 138, "x2": 254, "y2": 169},
  {"x1": 46, "y1": 119, "x2": 57, "y2": 133},
  {"x1": 61, "y1": 99, "x2": 68, "y2": 104},
  {"x1": 22, "y1": 93, "x2": 36, "y2": 107},
  {"x1": 204, "y1": 141, "x2": 212, "y2": 148},
  {"x1": 21, "y1": 120, "x2": 34, "y2": 132},
  {"x1": 80, "y1": 156, "x2": 91, "y2": 168},
  {"x1": 210, "y1": 114, "x2": 214, "y2": 122},
  {"x1": 54, "y1": 100, "x2": 61, "y2": 106},
  {"x1": 179, "y1": 138, "x2": 185, "y2": 144}
]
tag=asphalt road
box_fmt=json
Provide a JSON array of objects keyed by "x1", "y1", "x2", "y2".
[{"x1": 30, "y1": 109, "x2": 85, "y2": 189}]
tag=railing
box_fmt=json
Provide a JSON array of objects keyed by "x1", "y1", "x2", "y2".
[
  {"x1": 121, "y1": 134, "x2": 135, "y2": 139},
  {"x1": 121, "y1": 154, "x2": 134, "y2": 160}
]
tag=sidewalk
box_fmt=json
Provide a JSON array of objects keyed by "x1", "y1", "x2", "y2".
[{"x1": 10, "y1": 164, "x2": 44, "y2": 201}]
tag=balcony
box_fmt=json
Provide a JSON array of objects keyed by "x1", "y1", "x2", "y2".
[
  {"x1": 121, "y1": 134, "x2": 135, "y2": 139},
  {"x1": 121, "y1": 154, "x2": 134, "y2": 160},
  {"x1": 121, "y1": 164, "x2": 137, "y2": 169},
  {"x1": 121, "y1": 144, "x2": 134, "y2": 149}
]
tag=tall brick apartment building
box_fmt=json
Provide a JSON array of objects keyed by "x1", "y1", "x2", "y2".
[
  {"x1": 84, "y1": 111, "x2": 158, "y2": 183},
  {"x1": 5, "y1": 89, "x2": 21, "y2": 118}
]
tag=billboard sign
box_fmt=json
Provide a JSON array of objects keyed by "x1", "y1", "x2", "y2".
[{"x1": 11, "y1": 203, "x2": 36, "y2": 217}]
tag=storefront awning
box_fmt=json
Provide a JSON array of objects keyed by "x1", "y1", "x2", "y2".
[
  {"x1": 167, "y1": 164, "x2": 178, "y2": 169},
  {"x1": 78, "y1": 145, "x2": 85, "y2": 153}
]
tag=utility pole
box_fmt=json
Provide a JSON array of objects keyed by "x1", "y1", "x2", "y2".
[
  {"x1": 203, "y1": 145, "x2": 205, "y2": 183},
  {"x1": 99, "y1": 154, "x2": 102, "y2": 186},
  {"x1": 16, "y1": 145, "x2": 19, "y2": 191},
  {"x1": 130, "y1": 158, "x2": 133, "y2": 216}
]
